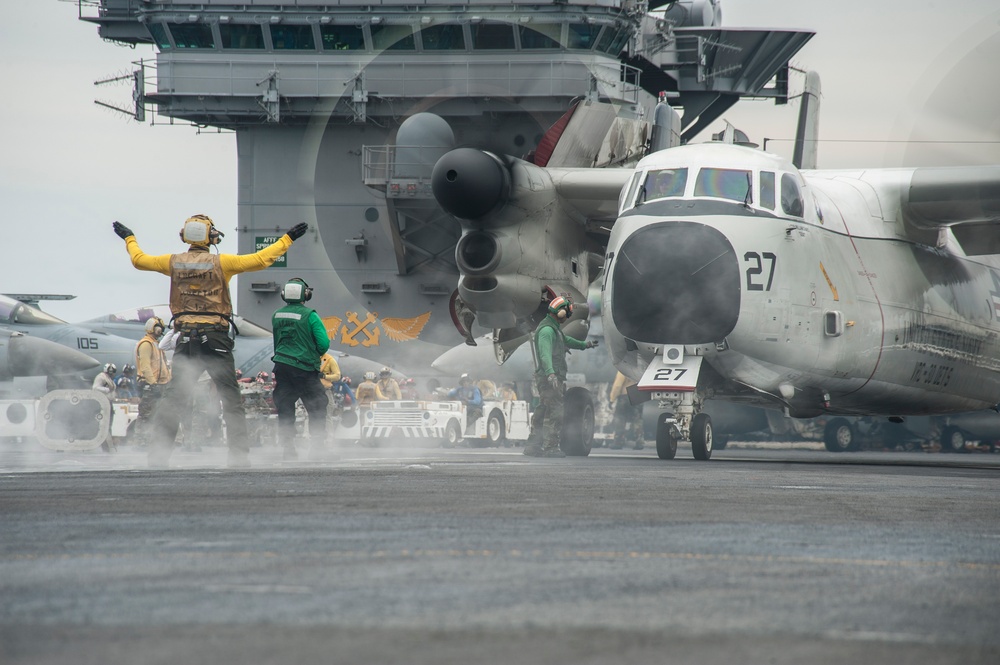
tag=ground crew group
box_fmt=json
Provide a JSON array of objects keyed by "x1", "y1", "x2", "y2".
[{"x1": 112, "y1": 213, "x2": 620, "y2": 467}]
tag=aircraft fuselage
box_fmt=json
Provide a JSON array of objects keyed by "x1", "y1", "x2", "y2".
[{"x1": 604, "y1": 144, "x2": 1000, "y2": 418}]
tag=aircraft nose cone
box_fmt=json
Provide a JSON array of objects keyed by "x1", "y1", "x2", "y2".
[
  {"x1": 8, "y1": 334, "x2": 101, "y2": 377},
  {"x1": 610, "y1": 221, "x2": 741, "y2": 344}
]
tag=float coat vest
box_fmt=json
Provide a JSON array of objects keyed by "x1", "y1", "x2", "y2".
[
  {"x1": 135, "y1": 334, "x2": 171, "y2": 385},
  {"x1": 168, "y1": 249, "x2": 232, "y2": 328},
  {"x1": 534, "y1": 315, "x2": 568, "y2": 379}
]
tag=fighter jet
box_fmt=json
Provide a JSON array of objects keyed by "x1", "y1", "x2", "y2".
[
  {"x1": 0, "y1": 293, "x2": 132, "y2": 391},
  {"x1": 426, "y1": 79, "x2": 1000, "y2": 460},
  {"x1": 0, "y1": 328, "x2": 99, "y2": 384}
]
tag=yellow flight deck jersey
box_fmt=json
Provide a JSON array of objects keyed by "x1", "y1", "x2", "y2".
[
  {"x1": 356, "y1": 380, "x2": 386, "y2": 406},
  {"x1": 377, "y1": 377, "x2": 402, "y2": 401},
  {"x1": 135, "y1": 333, "x2": 171, "y2": 385},
  {"x1": 319, "y1": 353, "x2": 342, "y2": 389},
  {"x1": 124, "y1": 234, "x2": 293, "y2": 327}
]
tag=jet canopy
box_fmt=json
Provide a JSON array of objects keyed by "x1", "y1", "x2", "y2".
[{"x1": 0, "y1": 294, "x2": 66, "y2": 326}]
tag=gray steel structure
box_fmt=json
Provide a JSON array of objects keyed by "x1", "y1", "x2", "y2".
[{"x1": 79, "y1": 0, "x2": 811, "y2": 378}]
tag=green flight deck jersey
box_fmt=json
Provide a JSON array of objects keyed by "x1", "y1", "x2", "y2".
[
  {"x1": 271, "y1": 302, "x2": 331, "y2": 372},
  {"x1": 534, "y1": 314, "x2": 588, "y2": 379}
]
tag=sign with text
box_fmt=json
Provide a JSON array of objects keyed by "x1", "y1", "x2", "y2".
[{"x1": 255, "y1": 236, "x2": 286, "y2": 267}]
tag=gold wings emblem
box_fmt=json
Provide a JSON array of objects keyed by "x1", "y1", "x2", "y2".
[
  {"x1": 321, "y1": 315, "x2": 343, "y2": 339},
  {"x1": 379, "y1": 311, "x2": 431, "y2": 342}
]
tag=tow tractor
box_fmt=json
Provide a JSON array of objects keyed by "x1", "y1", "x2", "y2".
[{"x1": 331, "y1": 399, "x2": 531, "y2": 447}]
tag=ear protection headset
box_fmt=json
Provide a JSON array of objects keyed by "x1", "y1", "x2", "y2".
[
  {"x1": 145, "y1": 316, "x2": 166, "y2": 338},
  {"x1": 180, "y1": 214, "x2": 224, "y2": 246},
  {"x1": 548, "y1": 295, "x2": 573, "y2": 321},
  {"x1": 281, "y1": 277, "x2": 313, "y2": 303}
]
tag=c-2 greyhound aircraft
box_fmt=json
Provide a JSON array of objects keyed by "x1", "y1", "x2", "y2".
[{"x1": 426, "y1": 92, "x2": 1000, "y2": 460}]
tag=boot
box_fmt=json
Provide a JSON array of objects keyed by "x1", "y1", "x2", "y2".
[{"x1": 227, "y1": 448, "x2": 251, "y2": 469}]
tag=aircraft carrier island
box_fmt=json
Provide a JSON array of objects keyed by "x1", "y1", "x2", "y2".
[{"x1": 79, "y1": 0, "x2": 810, "y2": 379}]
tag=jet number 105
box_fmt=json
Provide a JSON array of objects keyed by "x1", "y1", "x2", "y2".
[{"x1": 744, "y1": 251, "x2": 777, "y2": 291}]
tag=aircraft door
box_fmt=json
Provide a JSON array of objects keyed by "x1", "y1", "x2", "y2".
[{"x1": 814, "y1": 232, "x2": 881, "y2": 382}]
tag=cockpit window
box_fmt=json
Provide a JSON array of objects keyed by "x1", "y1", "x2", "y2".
[
  {"x1": 641, "y1": 168, "x2": 687, "y2": 201},
  {"x1": 108, "y1": 305, "x2": 171, "y2": 325},
  {"x1": 759, "y1": 171, "x2": 775, "y2": 210},
  {"x1": 780, "y1": 173, "x2": 804, "y2": 217},
  {"x1": 620, "y1": 173, "x2": 641, "y2": 211},
  {"x1": 694, "y1": 168, "x2": 751, "y2": 202}
]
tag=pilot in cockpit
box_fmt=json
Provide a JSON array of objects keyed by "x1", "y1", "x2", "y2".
[{"x1": 645, "y1": 168, "x2": 687, "y2": 200}]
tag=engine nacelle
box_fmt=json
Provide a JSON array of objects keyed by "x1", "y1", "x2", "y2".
[
  {"x1": 431, "y1": 148, "x2": 510, "y2": 221},
  {"x1": 432, "y1": 148, "x2": 599, "y2": 329}
]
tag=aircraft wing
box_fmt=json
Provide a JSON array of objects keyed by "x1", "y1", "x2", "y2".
[
  {"x1": 550, "y1": 167, "x2": 634, "y2": 229},
  {"x1": 902, "y1": 166, "x2": 1000, "y2": 256}
]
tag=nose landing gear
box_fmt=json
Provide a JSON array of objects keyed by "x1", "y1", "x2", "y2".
[{"x1": 653, "y1": 394, "x2": 714, "y2": 461}]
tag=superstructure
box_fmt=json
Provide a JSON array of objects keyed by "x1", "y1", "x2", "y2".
[{"x1": 79, "y1": 0, "x2": 811, "y2": 377}]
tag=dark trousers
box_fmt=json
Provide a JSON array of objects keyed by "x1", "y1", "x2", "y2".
[
  {"x1": 135, "y1": 383, "x2": 163, "y2": 444},
  {"x1": 152, "y1": 329, "x2": 248, "y2": 453},
  {"x1": 272, "y1": 362, "x2": 329, "y2": 448},
  {"x1": 612, "y1": 396, "x2": 643, "y2": 447},
  {"x1": 530, "y1": 374, "x2": 564, "y2": 451}
]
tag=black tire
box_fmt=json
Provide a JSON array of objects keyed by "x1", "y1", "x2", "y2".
[
  {"x1": 824, "y1": 417, "x2": 857, "y2": 452},
  {"x1": 443, "y1": 419, "x2": 463, "y2": 447},
  {"x1": 340, "y1": 409, "x2": 358, "y2": 428},
  {"x1": 940, "y1": 426, "x2": 966, "y2": 453},
  {"x1": 655, "y1": 413, "x2": 677, "y2": 460},
  {"x1": 713, "y1": 435, "x2": 729, "y2": 451},
  {"x1": 486, "y1": 411, "x2": 505, "y2": 446},
  {"x1": 691, "y1": 412, "x2": 713, "y2": 460},
  {"x1": 561, "y1": 387, "x2": 594, "y2": 457}
]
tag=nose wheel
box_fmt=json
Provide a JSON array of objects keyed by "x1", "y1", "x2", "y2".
[
  {"x1": 654, "y1": 411, "x2": 714, "y2": 460},
  {"x1": 690, "y1": 412, "x2": 713, "y2": 460},
  {"x1": 655, "y1": 413, "x2": 678, "y2": 459}
]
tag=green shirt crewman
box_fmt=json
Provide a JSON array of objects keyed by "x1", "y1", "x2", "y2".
[
  {"x1": 271, "y1": 278, "x2": 332, "y2": 460},
  {"x1": 525, "y1": 295, "x2": 597, "y2": 458}
]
